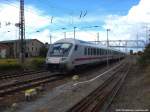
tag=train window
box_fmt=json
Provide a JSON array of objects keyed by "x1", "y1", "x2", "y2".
[
  {"x1": 95, "y1": 48, "x2": 97, "y2": 55},
  {"x1": 97, "y1": 48, "x2": 99, "y2": 55},
  {"x1": 108, "y1": 50, "x2": 110, "y2": 55},
  {"x1": 74, "y1": 45, "x2": 78, "y2": 51},
  {"x1": 100, "y1": 49, "x2": 102, "y2": 55},
  {"x1": 101, "y1": 49, "x2": 103, "y2": 55},
  {"x1": 84, "y1": 48, "x2": 87, "y2": 55},
  {"x1": 100, "y1": 49, "x2": 103, "y2": 55},
  {"x1": 90, "y1": 48, "x2": 92, "y2": 55},
  {"x1": 105, "y1": 50, "x2": 107, "y2": 55},
  {"x1": 94, "y1": 48, "x2": 96, "y2": 55},
  {"x1": 100, "y1": 49, "x2": 101, "y2": 55},
  {"x1": 92, "y1": 48, "x2": 94, "y2": 55},
  {"x1": 104, "y1": 49, "x2": 106, "y2": 55},
  {"x1": 88, "y1": 48, "x2": 90, "y2": 55}
]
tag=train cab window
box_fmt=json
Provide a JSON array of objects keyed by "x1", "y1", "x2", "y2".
[
  {"x1": 74, "y1": 45, "x2": 78, "y2": 51},
  {"x1": 50, "y1": 43, "x2": 72, "y2": 57}
]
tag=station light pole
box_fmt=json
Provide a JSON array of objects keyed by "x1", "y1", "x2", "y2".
[{"x1": 106, "y1": 29, "x2": 110, "y2": 67}]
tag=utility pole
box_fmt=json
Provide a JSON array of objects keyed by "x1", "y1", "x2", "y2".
[
  {"x1": 50, "y1": 34, "x2": 52, "y2": 44},
  {"x1": 106, "y1": 29, "x2": 110, "y2": 67},
  {"x1": 125, "y1": 41, "x2": 127, "y2": 54},
  {"x1": 64, "y1": 32, "x2": 66, "y2": 39},
  {"x1": 19, "y1": 0, "x2": 25, "y2": 63},
  {"x1": 119, "y1": 40, "x2": 121, "y2": 62},
  {"x1": 97, "y1": 32, "x2": 99, "y2": 44},
  {"x1": 137, "y1": 33, "x2": 139, "y2": 53},
  {"x1": 73, "y1": 27, "x2": 76, "y2": 39},
  {"x1": 62, "y1": 28, "x2": 66, "y2": 39}
]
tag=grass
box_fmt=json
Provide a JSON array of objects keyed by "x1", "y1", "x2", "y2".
[
  {"x1": 25, "y1": 57, "x2": 45, "y2": 70},
  {"x1": 0, "y1": 57, "x2": 45, "y2": 71},
  {"x1": 0, "y1": 59, "x2": 21, "y2": 71}
]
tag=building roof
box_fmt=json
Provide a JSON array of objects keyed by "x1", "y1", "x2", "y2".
[{"x1": 0, "y1": 39, "x2": 44, "y2": 44}]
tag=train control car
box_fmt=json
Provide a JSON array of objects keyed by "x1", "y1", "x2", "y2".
[{"x1": 46, "y1": 38, "x2": 126, "y2": 72}]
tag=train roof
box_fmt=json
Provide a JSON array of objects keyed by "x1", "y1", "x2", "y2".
[{"x1": 54, "y1": 38, "x2": 125, "y2": 53}]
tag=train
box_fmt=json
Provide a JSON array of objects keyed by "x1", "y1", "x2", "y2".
[{"x1": 46, "y1": 38, "x2": 126, "y2": 72}]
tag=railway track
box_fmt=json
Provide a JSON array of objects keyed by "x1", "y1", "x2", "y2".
[
  {"x1": 0, "y1": 70, "x2": 48, "y2": 80},
  {"x1": 67, "y1": 60, "x2": 131, "y2": 112},
  {"x1": 0, "y1": 72, "x2": 63, "y2": 97}
]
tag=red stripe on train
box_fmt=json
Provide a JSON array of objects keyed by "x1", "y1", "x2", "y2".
[{"x1": 75, "y1": 57, "x2": 105, "y2": 61}]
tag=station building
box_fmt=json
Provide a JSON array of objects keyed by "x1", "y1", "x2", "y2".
[{"x1": 0, "y1": 39, "x2": 44, "y2": 58}]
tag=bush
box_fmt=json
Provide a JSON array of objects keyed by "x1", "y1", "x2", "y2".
[
  {"x1": 30, "y1": 58, "x2": 45, "y2": 69},
  {"x1": 0, "y1": 59, "x2": 22, "y2": 70},
  {"x1": 0, "y1": 58, "x2": 45, "y2": 71},
  {"x1": 138, "y1": 43, "x2": 150, "y2": 67}
]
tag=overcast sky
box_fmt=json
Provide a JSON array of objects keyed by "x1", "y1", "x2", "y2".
[{"x1": 0, "y1": 0, "x2": 150, "y2": 44}]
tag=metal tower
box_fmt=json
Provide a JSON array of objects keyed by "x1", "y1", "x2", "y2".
[{"x1": 19, "y1": 0, "x2": 25, "y2": 63}]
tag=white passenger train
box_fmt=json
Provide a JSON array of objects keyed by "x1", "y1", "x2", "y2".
[{"x1": 46, "y1": 38, "x2": 125, "y2": 72}]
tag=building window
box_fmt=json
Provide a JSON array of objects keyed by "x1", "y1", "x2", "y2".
[{"x1": 32, "y1": 47, "x2": 34, "y2": 51}]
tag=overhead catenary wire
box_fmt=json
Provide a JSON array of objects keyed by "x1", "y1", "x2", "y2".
[{"x1": 1, "y1": 0, "x2": 98, "y2": 40}]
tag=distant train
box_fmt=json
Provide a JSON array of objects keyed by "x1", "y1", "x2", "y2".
[{"x1": 46, "y1": 38, "x2": 126, "y2": 72}]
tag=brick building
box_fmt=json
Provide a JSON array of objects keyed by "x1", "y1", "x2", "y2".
[
  {"x1": 0, "y1": 39, "x2": 44, "y2": 58},
  {"x1": 0, "y1": 44, "x2": 9, "y2": 58}
]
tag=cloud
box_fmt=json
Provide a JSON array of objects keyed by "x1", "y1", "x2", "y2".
[
  {"x1": 103, "y1": 0, "x2": 150, "y2": 42},
  {"x1": 0, "y1": 0, "x2": 150, "y2": 46},
  {"x1": 0, "y1": 2, "x2": 51, "y2": 42},
  {"x1": 52, "y1": 0, "x2": 150, "y2": 43}
]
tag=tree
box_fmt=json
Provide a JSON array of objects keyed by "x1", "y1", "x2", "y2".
[
  {"x1": 39, "y1": 46, "x2": 48, "y2": 57},
  {"x1": 139, "y1": 43, "x2": 150, "y2": 66}
]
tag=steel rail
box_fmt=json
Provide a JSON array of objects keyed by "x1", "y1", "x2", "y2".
[
  {"x1": 67, "y1": 61, "x2": 129, "y2": 112},
  {"x1": 0, "y1": 73, "x2": 63, "y2": 97},
  {"x1": 0, "y1": 70, "x2": 48, "y2": 80}
]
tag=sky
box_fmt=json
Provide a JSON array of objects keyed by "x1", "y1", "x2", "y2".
[{"x1": 0, "y1": 0, "x2": 150, "y2": 45}]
